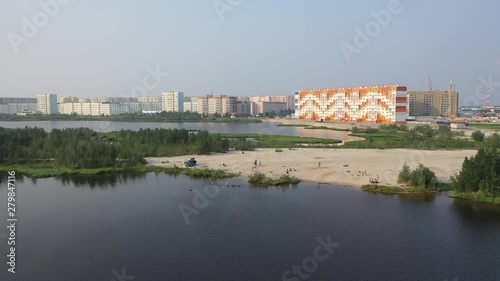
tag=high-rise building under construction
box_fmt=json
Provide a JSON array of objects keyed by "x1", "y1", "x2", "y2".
[{"x1": 407, "y1": 78, "x2": 459, "y2": 117}]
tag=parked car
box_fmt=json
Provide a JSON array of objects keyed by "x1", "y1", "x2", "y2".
[{"x1": 184, "y1": 158, "x2": 197, "y2": 167}]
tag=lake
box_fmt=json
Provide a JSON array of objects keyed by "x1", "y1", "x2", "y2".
[
  {"x1": 0, "y1": 120, "x2": 354, "y2": 140},
  {"x1": 1, "y1": 173, "x2": 499, "y2": 281}
]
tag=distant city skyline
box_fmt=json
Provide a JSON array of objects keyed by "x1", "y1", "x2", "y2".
[{"x1": 1, "y1": 1, "x2": 499, "y2": 105}]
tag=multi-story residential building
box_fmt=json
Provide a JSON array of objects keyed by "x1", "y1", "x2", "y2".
[
  {"x1": 60, "y1": 96, "x2": 80, "y2": 103},
  {"x1": 140, "y1": 102, "x2": 162, "y2": 112},
  {"x1": 295, "y1": 86, "x2": 408, "y2": 124},
  {"x1": 91, "y1": 97, "x2": 138, "y2": 103},
  {"x1": 236, "y1": 100, "x2": 251, "y2": 116},
  {"x1": 0, "y1": 97, "x2": 37, "y2": 114},
  {"x1": 138, "y1": 96, "x2": 161, "y2": 103},
  {"x1": 270, "y1": 95, "x2": 295, "y2": 110},
  {"x1": 196, "y1": 96, "x2": 209, "y2": 115},
  {"x1": 183, "y1": 102, "x2": 193, "y2": 112},
  {"x1": 162, "y1": 91, "x2": 184, "y2": 112},
  {"x1": 407, "y1": 91, "x2": 459, "y2": 117},
  {"x1": 222, "y1": 96, "x2": 237, "y2": 115},
  {"x1": 207, "y1": 96, "x2": 222, "y2": 115},
  {"x1": 37, "y1": 94, "x2": 58, "y2": 114},
  {"x1": 255, "y1": 102, "x2": 287, "y2": 114}
]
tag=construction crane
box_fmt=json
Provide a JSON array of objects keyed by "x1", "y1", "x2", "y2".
[{"x1": 448, "y1": 76, "x2": 454, "y2": 92}]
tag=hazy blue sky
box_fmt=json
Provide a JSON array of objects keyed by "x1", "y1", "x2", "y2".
[{"x1": 1, "y1": 0, "x2": 499, "y2": 105}]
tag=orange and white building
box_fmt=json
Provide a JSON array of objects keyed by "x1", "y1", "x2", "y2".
[{"x1": 295, "y1": 85, "x2": 408, "y2": 124}]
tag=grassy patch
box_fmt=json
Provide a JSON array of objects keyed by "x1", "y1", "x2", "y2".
[
  {"x1": 0, "y1": 163, "x2": 236, "y2": 180},
  {"x1": 218, "y1": 133, "x2": 342, "y2": 148},
  {"x1": 305, "y1": 126, "x2": 350, "y2": 132},
  {"x1": 361, "y1": 185, "x2": 405, "y2": 193},
  {"x1": 160, "y1": 165, "x2": 237, "y2": 179},
  {"x1": 277, "y1": 124, "x2": 310, "y2": 127},
  {"x1": 449, "y1": 192, "x2": 500, "y2": 205},
  {"x1": 248, "y1": 172, "x2": 300, "y2": 186},
  {"x1": 0, "y1": 163, "x2": 133, "y2": 178}
]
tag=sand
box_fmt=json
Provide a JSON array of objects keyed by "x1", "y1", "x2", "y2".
[{"x1": 146, "y1": 148, "x2": 477, "y2": 188}]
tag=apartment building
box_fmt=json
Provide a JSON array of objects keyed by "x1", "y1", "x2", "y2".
[
  {"x1": 37, "y1": 94, "x2": 58, "y2": 114},
  {"x1": 295, "y1": 86, "x2": 407, "y2": 124},
  {"x1": 162, "y1": 92, "x2": 184, "y2": 112}
]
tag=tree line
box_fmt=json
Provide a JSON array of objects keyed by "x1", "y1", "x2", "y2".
[{"x1": 0, "y1": 127, "x2": 230, "y2": 169}]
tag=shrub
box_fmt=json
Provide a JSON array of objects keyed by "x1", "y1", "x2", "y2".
[
  {"x1": 397, "y1": 163, "x2": 438, "y2": 190},
  {"x1": 397, "y1": 162, "x2": 411, "y2": 183},
  {"x1": 472, "y1": 130, "x2": 485, "y2": 142}
]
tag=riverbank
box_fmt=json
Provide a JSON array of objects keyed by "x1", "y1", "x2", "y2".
[
  {"x1": 147, "y1": 148, "x2": 477, "y2": 188},
  {"x1": 449, "y1": 192, "x2": 500, "y2": 205},
  {"x1": 0, "y1": 164, "x2": 236, "y2": 179}
]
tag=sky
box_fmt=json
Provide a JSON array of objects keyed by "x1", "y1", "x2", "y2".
[{"x1": 1, "y1": 0, "x2": 499, "y2": 105}]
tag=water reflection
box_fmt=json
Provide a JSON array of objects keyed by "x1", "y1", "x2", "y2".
[
  {"x1": 0, "y1": 174, "x2": 25, "y2": 190},
  {"x1": 398, "y1": 192, "x2": 438, "y2": 203},
  {"x1": 58, "y1": 172, "x2": 147, "y2": 190},
  {"x1": 248, "y1": 182, "x2": 299, "y2": 191},
  {"x1": 451, "y1": 199, "x2": 500, "y2": 223}
]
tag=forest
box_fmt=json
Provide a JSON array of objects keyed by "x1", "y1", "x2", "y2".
[{"x1": 0, "y1": 127, "x2": 229, "y2": 169}]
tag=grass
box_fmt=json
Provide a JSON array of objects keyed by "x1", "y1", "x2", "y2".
[
  {"x1": 0, "y1": 162, "x2": 236, "y2": 180},
  {"x1": 342, "y1": 132, "x2": 478, "y2": 150},
  {"x1": 160, "y1": 165, "x2": 237, "y2": 179},
  {"x1": 248, "y1": 172, "x2": 300, "y2": 186},
  {"x1": 218, "y1": 133, "x2": 342, "y2": 148},
  {"x1": 449, "y1": 192, "x2": 500, "y2": 205},
  {"x1": 361, "y1": 184, "x2": 451, "y2": 194},
  {"x1": 304, "y1": 126, "x2": 350, "y2": 132},
  {"x1": 361, "y1": 185, "x2": 405, "y2": 193},
  {"x1": 468, "y1": 123, "x2": 500, "y2": 128},
  {"x1": 0, "y1": 163, "x2": 133, "y2": 178},
  {"x1": 277, "y1": 124, "x2": 310, "y2": 127}
]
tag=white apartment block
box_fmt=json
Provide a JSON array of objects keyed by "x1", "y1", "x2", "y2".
[
  {"x1": 196, "y1": 96, "x2": 209, "y2": 115},
  {"x1": 0, "y1": 98, "x2": 37, "y2": 114},
  {"x1": 208, "y1": 96, "x2": 223, "y2": 115},
  {"x1": 162, "y1": 92, "x2": 184, "y2": 112},
  {"x1": 37, "y1": 94, "x2": 58, "y2": 114},
  {"x1": 138, "y1": 96, "x2": 161, "y2": 103}
]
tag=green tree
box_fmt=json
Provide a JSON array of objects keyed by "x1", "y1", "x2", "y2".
[{"x1": 472, "y1": 130, "x2": 485, "y2": 142}]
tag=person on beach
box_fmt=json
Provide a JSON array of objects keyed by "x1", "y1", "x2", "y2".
[{"x1": 318, "y1": 161, "x2": 321, "y2": 168}]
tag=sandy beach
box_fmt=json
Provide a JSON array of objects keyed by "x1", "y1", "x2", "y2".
[{"x1": 147, "y1": 148, "x2": 477, "y2": 188}]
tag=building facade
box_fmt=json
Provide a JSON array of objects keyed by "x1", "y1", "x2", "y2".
[
  {"x1": 161, "y1": 92, "x2": 184, "y2": 112},
  {"x1": 222, "y1": 96, "x2": 237, "y2": 115},
  {"x1": 256, "y1": 102, "x2": 287, "y2": 114},
  {"x1": 407, "y1": 91, "x2": 459, "y2": 117},
  {"x1": 37, "y1": 94, "x2": 58, "y2": 114},
  {"x1": 59, "y1": 98, "x2": 162, "y2": 116},
  {"x1": 295, "y1": 86, "x2": 408, "y2": 123},
  {"x1": 0, "y1": 98, "x2": 37, "y2": 114}
]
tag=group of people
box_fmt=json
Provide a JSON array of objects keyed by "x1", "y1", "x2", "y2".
[
  {"x1": 285, "y1": 167, "x2": 297, "y2": 175},
  {"x1": 369, "y1": 175, "x2": 380, "y2": 184}
]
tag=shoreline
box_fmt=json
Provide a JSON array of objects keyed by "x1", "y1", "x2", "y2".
[{"x1": 146, "y1": 148, "x2": 477, "y2": 189}]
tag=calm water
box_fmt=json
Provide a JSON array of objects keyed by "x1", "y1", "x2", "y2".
[
  {"x1": 1, "y1": 173, "x2": 500, "y2": 281},
  {"x1": 0, "y1": 120, "x2": 350, "y2": 140}
]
